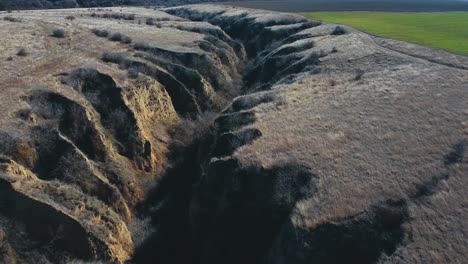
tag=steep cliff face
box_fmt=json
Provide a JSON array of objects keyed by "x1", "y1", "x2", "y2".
[
  {"x1": 0, "y1": 6, "x2": 248, "y2": 263},
  {"x1": 0, "y1": 4, "x2": 467, "y2": 264}
]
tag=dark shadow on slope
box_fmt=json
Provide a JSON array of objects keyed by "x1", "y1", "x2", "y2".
[
  {"x1": 412, "y1": 139, "x2": 466, "y2": 199},
  {"x1": 132, "y1": 122, "x2": 217, "y2": 264},
  {"x1": 133, "y1": 94, "x2": 276, "y2": 264},
  {"x1": 444, "y1": 140, "x2": 465, "y2": 165},
  {"x1": 29, "y1": 90, "x2": 107, "y2": 162},
  {"x1": 191, "y1": 158, "x2": 317, "y2": 264},
  {"x1": 271, "y1": 138, "x2": 468, "y2": 264},
  {"x1": 275, "y1": 199, "x2": 408, "y2": 264},
  {"x1": 211, "y1": 128, "x2": 262, "y2": 157},
  {"x1": 63, "y1": 68, "x2": 147, "y2": 163}
]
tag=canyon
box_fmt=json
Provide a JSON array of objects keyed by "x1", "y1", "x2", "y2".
[{"x1": 0, "y1": 4, "x2": 467, "y2": 264}]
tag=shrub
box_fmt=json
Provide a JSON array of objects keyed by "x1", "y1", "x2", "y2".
[
  {"x1": 92, "y1": 29, "x2": 109, "y2": 37},
  {"x1": 66, "y1": 15, "x2": 75, "y2": 21},
  {"x1": 109, "y1": 32, "x2": 122, "y2": 41},
  {"x1": 52, "y1": 29, "x2": 65, "y2": 38},
  {"x1": 121, "y1": 35, "x2": 132, "y2": 44},
  {"x1": 99, "y1": 12, "x2": 135, "y2": 20},
  {"x1": 354, "y1": 69, "x2": 365, "y2": 81},
  {"x1": 134, "y1": 42, "x2": 150, "y2": 50},
  {"x1": 109, "y1": 32, "x2": 132, "y2": 44},
  {"x1": 102, "y1": 51, "x2": 124, "y2": 64},
  {"x1": 145, "y1": 18, "x2": 162, "y2": 28},
  {"x1": 331, "y1": 26, "x2": 346, "y2": 35},
  {"x1": 3, "y1": 16, "x2": 21, "y2": 22},
  {"x1": 146, "y1": 18, "x2": 155, "y2": 25},
  {"x1": 16, "y1": 48, "x2": 27, "y2": 56},
  {"x1": 169, "y1": 111, "x2": 218, "y2": 149}
]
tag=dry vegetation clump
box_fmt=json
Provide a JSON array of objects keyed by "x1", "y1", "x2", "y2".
[
  {"x1": 354, "y1": 69, "x2": 365, "y2": 81},
  {"x1": 109, "y1": 32, "x2": 132, "y2": 44},
  {"x1": 3, "y1": 16, "x2": 21, "y2": 22},
  {"x1": 169, "y1": 112, "x2": 218, "y2": 149},
  {"x1": 95, "y1": 12, "x2": 136, "y2": 21},
  {"x1": 331, "y1": 25, "x2": 346, "y2": 35},
  {"x1": 134, "y1": 41, "x2": 150, "y2": 50},
  {"x1": 91, "y1": 29, "x2": 110, "y2": 38},
  {"x1": 102, "y1": 51, "x2": 125, "y2": 64},
  {"x1": 102, "y1": 52, "x2": 148, "y2": 77},
  {"x1": 145, "y1": 17, "x2": 156, "y2": 25},
  {"x1": 145, "y1": 18, "x2": 163, "y2": 28},
  {"x1": 51, "y1": 28, "x2": 65, "y2": 38},
  {"x1": 16, "y1": 48, "x2": 27, "y2": 56}
]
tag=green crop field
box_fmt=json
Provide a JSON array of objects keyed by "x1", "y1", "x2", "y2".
[{"x1": 302, "y1": 12, "x2": 468, "y2": 55}]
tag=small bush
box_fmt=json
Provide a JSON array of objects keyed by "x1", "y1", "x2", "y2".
[
  {"x1": 3, "y1": 16, "x2": 21, "y2": 22},
  {"x1": 134, "y1": 42, "x2": 150, "y2": 50},
  {"x1": 331, "y1": 26, "x2": 346, "y2": 35},
  {"x1": 66, "y1": 15, "x2": 75, "y2": 21},
  {"x1": 170, "y1": 112, "x2": 218, "y2": 149},
  {"x1": 354, "y1": 69, "x2": 365, "y2": 81},
  {"x1": 102, "y1": 52, "x2": 124, "y2": 64},
  {"x1": 99, "y1": 12, "x2": 135, "y2": 20},
  {"x1": 92, "y1": 29, "x2": 109, "y2": 38},
  {"x1": 109, "y1": 32, "x2": 123, "y2": 41},
  {"x1": 16, "y1": 48, "x2": 27, "y2": 56},
  {"x1": 146, "y1": 18, "x2": 155, "y2": 25},
  {"x1": 121, "y1": 35, "x2": 132, "y2": 44},
  {"x1": 52, "y1": 29, "x2": 65, "y2": 38},
  {"x1": 109, "y1": 33, "x2": 123, "y2": 41},
  {"x1": 109, "y1": 32, "x2": 132, "y2": 44}
]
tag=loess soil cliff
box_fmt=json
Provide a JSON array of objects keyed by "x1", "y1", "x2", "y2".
[{"x1": 0, "y1": 4, "x2": 467, "y2": 264}]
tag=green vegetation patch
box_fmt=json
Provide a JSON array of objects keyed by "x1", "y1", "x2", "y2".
[{"x1": 303, "y1": 12, "x2": 468, "y2": 55}]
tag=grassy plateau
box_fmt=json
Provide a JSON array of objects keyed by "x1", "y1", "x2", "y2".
[{"x1": 303, "y1": 12, "x2": 468, "y2": 55}]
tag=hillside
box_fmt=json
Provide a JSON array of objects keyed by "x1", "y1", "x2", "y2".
[
  {"x1": 0, "y1": 0, "x2": 252, "y2": 11},
  {"x1": 0, "y1": 4, "x2": 467, "y2": 264},
  {"x1": 0, "y1": 0, "x2": 242, "y2": 10}
]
